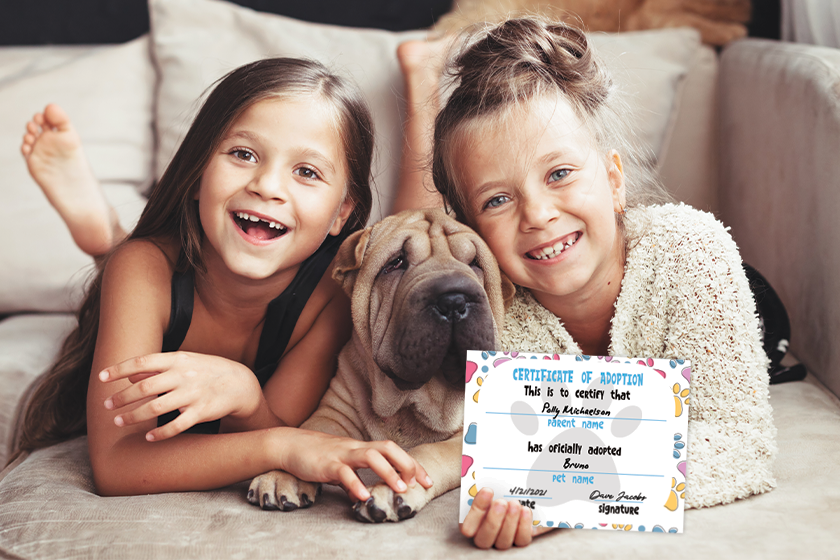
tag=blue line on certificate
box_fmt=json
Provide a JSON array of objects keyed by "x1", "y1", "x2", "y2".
[
  {"x1": 504, "y1": 495, "x2": 553, "y2": 499},
  {"x1": 486, "y1": 412, "x2": 666, "y2": 422},
  {"x1": 485, "y1": 467, "x2": 662, "y2": 477}
]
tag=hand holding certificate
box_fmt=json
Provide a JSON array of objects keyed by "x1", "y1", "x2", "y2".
[{"x1": 460, "y1": 351, "x2": 691, "y2": 534}]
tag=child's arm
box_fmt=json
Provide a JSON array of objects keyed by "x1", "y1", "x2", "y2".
[
  {"x1": 260, "y1": 270, "x2": 353, "y2": 428},
  {"x1": 87, "y1": 241, "x2": 428, "y2": 498},
  {"x1": 100, "y1": 264, "x2": 350, "y2": 435}
]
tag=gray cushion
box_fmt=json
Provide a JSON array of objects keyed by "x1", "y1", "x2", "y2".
[
  {"x1": 0, "y1": 314, "x2": 76, "y2": 465},
  {"x1": 1, "y1": 375, "x2": 838, "y2": 559}
]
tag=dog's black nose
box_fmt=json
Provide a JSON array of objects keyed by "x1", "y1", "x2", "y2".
[{"x1": 435, "y1": 292, "x2": 468, "y2": 321}]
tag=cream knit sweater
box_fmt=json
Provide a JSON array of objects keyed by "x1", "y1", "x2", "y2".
[{"x1": 500, "y1": 203, "x2": 777, "y2": 508}]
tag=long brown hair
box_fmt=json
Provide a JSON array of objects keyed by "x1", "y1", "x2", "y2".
[
  {"x1": 11, "y1": 58, "x2": 374, "y2": 461},
  {"x1": 432, "y1": 17, "x2": 670, "y2": 226}
]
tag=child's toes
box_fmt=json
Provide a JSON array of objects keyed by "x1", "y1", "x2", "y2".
[{"x1": 43, "y1": 104, "x2": 71, "y2": 130}]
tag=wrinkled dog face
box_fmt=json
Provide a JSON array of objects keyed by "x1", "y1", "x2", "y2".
[{"x1": 334, "y1": 210, "x2": 504, "y2": 391}]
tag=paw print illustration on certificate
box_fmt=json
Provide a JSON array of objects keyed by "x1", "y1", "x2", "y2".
[{"x1": 506, "y1": 354, "x2": 644, "y2": 507}]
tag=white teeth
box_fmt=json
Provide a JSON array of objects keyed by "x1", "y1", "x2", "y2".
[
  {"x1": 235, "y1": 211, "x2": 286, "y2": 231},
  {"x1": 529, "y1": 234, "x2": 579, "y2": 260}
]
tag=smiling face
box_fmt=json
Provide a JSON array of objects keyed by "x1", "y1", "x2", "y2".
[
  {"x1": 197, "y1": 96, "x2": 353, "y2": 281},
  {"x1": 452, "y1": 95, "x2": 626, "y2": 309}
]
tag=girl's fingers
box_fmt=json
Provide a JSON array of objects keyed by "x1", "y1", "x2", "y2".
[
  {"x1": 336, "y1": 464, "x2": 370, "y2": 502},
  {"x1": 105, "y1": 373, "x2": 177, "y2": 410},
  {"x1": 494, "y1": 501, "x2": 522, "y2": 550},
  {"x1": 370, "y1": 440, "x2": 421, "y2": 485},
  {"x1": 379, "y1": 441, "x2": 433, "y2": 488},
  {"x1": 358, "y1": 449, "x2": 408, "y2": 495},
  {"x1": 100, "y1": 353, "x2": 171, "y2": 382},
  {"x1": 113, "y1": 392, "x2": 185, "y2": 427},
  {"x1": 461, "y1": 487, "x2": 494, "y2": 538},
  {"x1": 514, "y1": 504, "x2": 535, "y2": 547},
  {"x1": 144, "y1": 409, "x2": 197, "y2": 442},
  {"x1": 473, "y1": 499, "x2": 509, "y2": 549}
]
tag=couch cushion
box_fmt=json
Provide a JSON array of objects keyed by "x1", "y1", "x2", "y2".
[
  {"x1": 0, "y1": 38, "x2": 152, "y2": 313},
  {"x1": 0, "y1": 314, "x2": 76, "y2": 466},
  {"x1": 1, "y1": 375, "x2": 837, "y2": 559},
  {"x1": 719, "y1": 38, "x2": 840, "y2": 399},
  {"x1": 149, "y1": 0, "x2": 702, "y2": 222}
]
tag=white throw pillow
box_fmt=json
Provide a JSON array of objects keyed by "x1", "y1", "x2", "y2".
[
  {"x1": 149, "y1": 0, "x2": 700, "y2": 222},
  {"x1": 0, "y1": 37, "x2": 153, "y2": 313}
]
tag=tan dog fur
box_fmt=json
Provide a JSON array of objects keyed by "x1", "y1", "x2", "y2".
[
  {"x1": 436, "y1": 0, "x2": 751, "y2": 46},
  {"x1": 248, "y1": 209, "x2": 511, "y2": 522}
]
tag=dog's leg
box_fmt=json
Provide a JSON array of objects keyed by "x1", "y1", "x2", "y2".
[
  {"x1": 248, "y1": 471, "x2": 321, "y2": 511},
  {"x1": 248, "y1": 408, "x2": 361, "y2": 512},
  {"x1": 353, "y1": 434, "x2": 462, "y2": 523}
]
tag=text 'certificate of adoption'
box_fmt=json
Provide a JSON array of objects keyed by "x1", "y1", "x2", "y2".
[{"x1": 459, "y1": 351, "x2": 691, "y2": 534}]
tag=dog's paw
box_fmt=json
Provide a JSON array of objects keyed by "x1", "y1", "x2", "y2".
[
  {"x1": 247, "y1": 470, "x2": 321, "y2": 512},
  {"x1": 352, "y1": 482, "x2": 430, "y2": 523}
]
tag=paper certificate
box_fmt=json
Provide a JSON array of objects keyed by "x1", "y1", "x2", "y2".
[{"x1": 459, "y1": 351, "x2": 691, "y2": 534}]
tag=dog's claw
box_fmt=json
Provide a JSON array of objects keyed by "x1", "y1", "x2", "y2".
[
  {"x1": 396, "y1": 495, "x2": 415, "y2": 520},
  {"x1": 280, "y1": 495, "x2": 298, "y2": 512},
  {"x1": 247, "y1": 489, "x2": 256, "y2": 503},
  {"x1": 300, "y1": 494, "x2": 312, "y2": 508},
  {"x1": 261, "y1": 493, "x2": 279, "y2": 510},
  {"x1": 353, "y1": 501, "x2": 372, "y2": 523},
  {"x1": 365, "y1": 497, "x2": 387, "y2": 523}
]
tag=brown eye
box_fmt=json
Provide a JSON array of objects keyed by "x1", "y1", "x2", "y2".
[{"x1": 381, "y1": 254, "x2": 407, "y2": 275}]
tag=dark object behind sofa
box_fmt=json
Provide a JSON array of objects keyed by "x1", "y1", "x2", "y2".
[
  {"x1": 0, "y1": 0, "x2": 453, "y2": 45},
  {"x1": 0, "y1": 0, "x2": 780, "y2": 46}
]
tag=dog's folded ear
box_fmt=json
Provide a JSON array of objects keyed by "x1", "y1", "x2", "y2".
[
  {"x1": 332, "y1": 226, "x2": 373, "y2": 296},
  {"x1": 500, "y1": 271, "x2": 516, "y2": 310}
]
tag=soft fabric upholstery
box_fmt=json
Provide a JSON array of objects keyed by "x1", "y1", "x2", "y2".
[
  {"x1": 0, "y1": 314, "x2": 76, "y2": 466},
  {"x1": 1, "y1": 376, "x2": 837, "y2": 559},
  {"x1": 0, "y1": 38, "x2": 151, "y2": 313},
  {"x1": 719, "y1": 39, "x2": 840, "y2": 399}
]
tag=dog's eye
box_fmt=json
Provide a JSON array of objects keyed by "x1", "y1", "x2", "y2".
[
  {"x1": 470, "y1": 257, "x2": 481, "y2": 269},
  {"x1": 381, "y1": 254, "x2": 408, "y2": 275}
]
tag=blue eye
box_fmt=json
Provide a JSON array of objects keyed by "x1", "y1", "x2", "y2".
[
  {"x1": 231, "y1": 148, "x2": 256, "y2": 163},
  {"x1": 484, "y1": 195, "x2": 509, "y2": 210},
  {"x1": 549, "y1": 168, "x2": 570, "y2": 182}
]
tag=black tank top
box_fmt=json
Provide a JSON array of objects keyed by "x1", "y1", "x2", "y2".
[{"x1": 157, "y1": 233, "x2": 347, "y2": 434}]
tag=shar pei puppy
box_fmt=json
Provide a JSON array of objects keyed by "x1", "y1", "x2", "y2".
[{"x1": 248, "y1": 208, "x2": 512, "y2": 522}]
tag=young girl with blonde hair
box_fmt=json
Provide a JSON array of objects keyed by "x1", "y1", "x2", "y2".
[
  {"x1": 16, "y1": 57, "x2": 432, "y2": 502},
  {"x1": 399, "y1": 16, "x2": 776, "y2": 549}
]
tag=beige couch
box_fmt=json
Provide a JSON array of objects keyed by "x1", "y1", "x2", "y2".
[{"x1": 1, "y1": 0, "x2": 839, "y2": 558}]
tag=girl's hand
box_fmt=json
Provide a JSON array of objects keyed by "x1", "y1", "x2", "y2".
[
  {"x1": 461, "y1": 488, "x2": 553, "y2": 549},
  {"x1": 99, "y1": 351, "x2": 264, "y2": 441},
  {"x1": 279, "y1": 429, "x2": 434, "y2": 502}
]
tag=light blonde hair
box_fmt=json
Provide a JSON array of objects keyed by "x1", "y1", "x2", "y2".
[{"x1": 432, "y1": 16, "x2": 670, "y2": 227}]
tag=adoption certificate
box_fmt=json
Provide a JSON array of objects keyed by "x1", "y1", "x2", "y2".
[{"x1": 459, "y1": 351, "x2": 691, "y2": 534}]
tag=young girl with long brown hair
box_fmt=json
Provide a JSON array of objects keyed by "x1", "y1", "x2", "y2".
[{"x1": 16, "y1": 57, "x2": 431, "y2": 502}]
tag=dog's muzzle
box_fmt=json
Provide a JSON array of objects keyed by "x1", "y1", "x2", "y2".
[{"x1": 383, "y1": 274, "x2": 496, "y2": 391}]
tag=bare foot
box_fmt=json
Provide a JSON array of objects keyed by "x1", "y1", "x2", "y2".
[
  {"x1": 396, "y1": 36, "x2": 453, "y2": 105},
  {"x1": 393, "y1": 37, "x2": 455, "y2": 213},
  {"x1": 21, "y1": 104, "x2": 119, "y2": 256}
]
